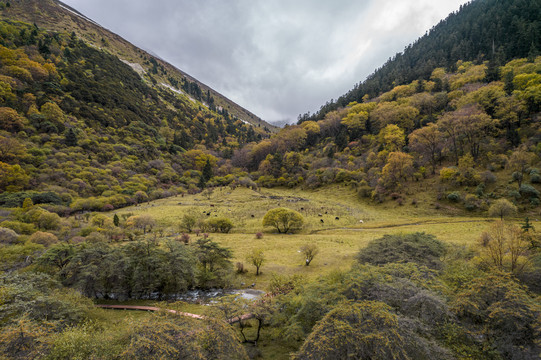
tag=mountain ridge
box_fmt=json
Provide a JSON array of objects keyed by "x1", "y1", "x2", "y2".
[
  {"x1": 300, "y1": 0, "x2": 541, "y2": 123},
  {"x1": 1, "y1": 0, "x2": 276, "y2": 131}
]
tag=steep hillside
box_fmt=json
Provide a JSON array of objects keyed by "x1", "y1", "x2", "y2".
[
  {"x1": 0, "y1": 19, "x2": 269, "y2": 210},
  {"x1": 300, "y1": 0, "x2": 541, "y2": 123},
  {"x1": 0, "y1": 0, "x2": 274, "y2": 131},
  {"x1": 232, "y1": 55, "x2": 541, "y2": 217}
]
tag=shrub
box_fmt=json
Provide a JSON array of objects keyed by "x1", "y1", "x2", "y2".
[
  {"x1": 475, "y1": 183, "x2": 485, "y2": 197},
  {"x1": 0, "y1": 227, "x2": 19, "y2": 244},
  {"x1": 179, "y1": 233, "x2": 190, "y2": 244},
  {"x1": 85, "y1": 232, "x2": 107, "y2": 243},
  {"x1": 508, "y1": 190, "x2": 521, "y2": 200},
  {"x1": 480, "y1": 170, "x2": 497, "y2": 184},
  {"x1": 464, "y1": 194, "x2": 479, "y2": 211},
  {"x1": 203, "y1": 217, "x2": 233, "y2": 233},
  {"x1": 357, "y1": 185, "x2": 373, "y2": 198},
  {"x1": 0, "y1": 220, "x2": 35, "y2": 235},
  {"x1": 235, "y1": 262, "x2": 246, "y2": 273},
  {"x1": 519, "y1": 184, "x2": 539, "y2": 198},
  {"x1": 356, "y1": 232, "x2": 446, "y2": 269},
  {"x1": 37, "y1": 211, "x2": 61, "y2": 230},
  {"x1": 530, "y1": 173, "x2": 541, "y2": 184},
  {"x1": 29, "y1": 231, "x2": 59, "y2": 246},
  {"x1": 447, "y1": 192, "x2": 461, "y2": 202},
  {"x1": 439, "y1": 167, "x2": 458, "y2": 182}
]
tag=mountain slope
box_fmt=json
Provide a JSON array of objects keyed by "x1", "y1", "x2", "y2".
[
  {"x1": 1, "y1": 0, "x2": 275, "y2": 131},
  {"x1": 0, "y1": 16, "x2": 270, "y2": 210},
  {"x1": 301, "y1": 0, "x2": 541, "y2": 123}
]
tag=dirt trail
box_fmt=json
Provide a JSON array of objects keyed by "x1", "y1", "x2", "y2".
[
  {"x1": 309, "y1": 219, "x2": 491, "y2": 234},
  {"x1": 96, "y1": 304, "x2": 253, "y2": 323}
]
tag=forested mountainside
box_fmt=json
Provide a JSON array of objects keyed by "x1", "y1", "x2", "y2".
[
  {"x1": 236, "y1": 56, "x2": 541, "y2": 214},
  {"x1": 299, "y1": 0, "x2": 541, "y2": 123},
  {"x1": 0, "y1": 20, "x2": 270, "y2": 210},
  {"x1": 1, "y1": 0, "x2": 270, "y2": 129}
]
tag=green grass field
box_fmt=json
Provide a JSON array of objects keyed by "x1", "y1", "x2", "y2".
[{"x1": 110, "y1": 185, "x2": 506, "y2": 289}]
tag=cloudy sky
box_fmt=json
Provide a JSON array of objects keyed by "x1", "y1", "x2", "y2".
[{"x1": 61, "y1": 0, "x2": 469, "y2": 124}]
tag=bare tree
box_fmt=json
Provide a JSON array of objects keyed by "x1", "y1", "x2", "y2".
[{"x1": 301, "y1": 243, "x2": 319, "y2": 266}]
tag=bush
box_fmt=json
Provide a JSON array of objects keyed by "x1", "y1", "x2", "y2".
[
  {"x1": 447, "y1": 192, "x2": 461, "y2": 202},
  {"x1": 0, "y1": 220, "x2": 35, "y2": 235},
  {"x1": 37, "y1": 211, "x2": 61, "y2": 230},
  {"x1": 203, "y1": 217, "x2": 233, "y2": 233},
  {"x1": 28, "y1": 231, "x2": 59, "y2": 246},
  {"x1": 439, "y1": 167, "x2": 458, "y2": 182},
  {"x1": 480, "y1": 170, "x2": 497, "y2": 184},
  {"x1": 356, "y1": 232, "x2": 446, "y2": 269},
  {"x1": 0, "y1": 191, "x2": 63, "y2": 207},
  {"x1": 519, "y1": 184, "x2": 540, "y2": 198},
  {"x1": 0, "y1": 227, "x2": 19, "y2": 244},
  {"x1": 475, "y1": 183, "x2": 485, "y2": 196},
  {"x1": 530, "y1": 173, "x2": 541, "y2": 184},
  {"x1": 357, "y1": 185, "x2": 373, "y2": 198},
  {"x1": 179, "y1": 233, "x2": 190, "y2": 244}
]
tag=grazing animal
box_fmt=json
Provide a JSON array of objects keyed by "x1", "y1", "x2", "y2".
[
  {"x1": 320, "y1": 219, "x2": 324, "y2": 223},
  {"x1": 318, "y1": 213, "x2": 323, "y2": 217},
  {"x1": 206, "y1": 212, "x2": 211, "y2": 216},
  {"x1": 210, "y1": 204, "x2": 215, "y2": 207},
  {"x1": 251, "y1": 214, "x2": 255, "y2": 218},
  {"x1": 359, "y1": 219, "x2": 364, "y2": 223},
  {"x1": 335, "y1": 217, "x2": 339, "y2": 220},
  {"x1": 325, "y1": 211, "x2": 328, "y2": 214},
  {"x1": 250, "y1": 283, "x2": 256, "y2": 288},
  {"x1": 300, "y1": 207, "x2": 304, "y2": 211}
]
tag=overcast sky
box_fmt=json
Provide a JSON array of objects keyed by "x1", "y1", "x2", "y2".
[{"x1": 61, "y1": 0, "x2": 469, "y2": 124}]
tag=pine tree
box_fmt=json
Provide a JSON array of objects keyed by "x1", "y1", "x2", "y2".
[
  {"x1": 65, "y1": 128, "x2": 77, "y2": 146},
  {"x1": 202, "y1": 159, "x2": 213, "y2": 182}
]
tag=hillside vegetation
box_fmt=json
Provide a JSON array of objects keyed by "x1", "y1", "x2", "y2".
[
  {"x1": 0, "y1": 20, "x2": 268, "y2": 211},
  {"x1": 0, "y1": 0, "x2": 271, "y2": 129},
  {"x1": 234, "y1": 56, "x2": 541, "y2": 217},
  {"x1": 301, "y1": 0, "x2": 540, "y2": 122},
  {"x1": 0, "y1": 0, "x2": 540, "y2": 359}
]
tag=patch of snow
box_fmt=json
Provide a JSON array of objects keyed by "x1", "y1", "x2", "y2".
[
  {"x1": 160, "y1": 83, "x2": 197, "y2": 103},
  {"x1": 121, "y1": 60, "x2": 146, "y2": 75}
]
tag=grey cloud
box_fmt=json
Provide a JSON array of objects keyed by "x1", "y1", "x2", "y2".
[{"x1": 62, "y1": 0, "x2": 468, "y2": 123}]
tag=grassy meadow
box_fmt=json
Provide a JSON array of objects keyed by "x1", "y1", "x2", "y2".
[{"x1": 110, "y1": 185, "x2": 498, "y2": 289}]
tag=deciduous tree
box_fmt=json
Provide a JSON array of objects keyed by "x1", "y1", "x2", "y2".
[
  {"x1": 488, "y1": 198, "x2": 517, "y2": 220},
  {"x1": 408, "y1": 123, "x2": 443, "y2": 174},
  {"x1": 300, "y1": 243, "x2": 319, "y2": 266},
  {"x1": 262, "y1": 207, "x2": 304, "y2": 233},
  {"x1": 247, "y1": 248, "x2": 265, "y2": 275}
]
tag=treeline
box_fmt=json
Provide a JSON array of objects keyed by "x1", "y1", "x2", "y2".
[
  {"x1": 37, "y1": 237, "x2": 233, "y2": 299},
  {"x1": 300, "y1": 0, "x2": 541, "y2": 122}
]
